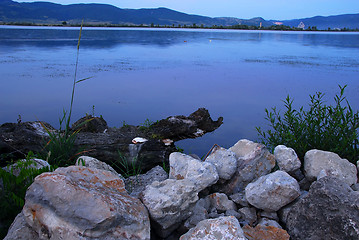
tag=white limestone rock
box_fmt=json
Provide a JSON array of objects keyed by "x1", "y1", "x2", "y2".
[
  {"x1": 169, "y1": 152, "x2": 219, "y2": 191},
  {"x1": 140, "y1": 178, "x2": 199, "y2": 237},
  {"x1": 304, "y1": 149, "x2": 357, "y2": 186},
  {"x1": 227, "y1": 139, "x2": 276, "y2": 193},
  {"x1": 274, "y1": 145, "x2": 301, "y2": 173},
  {"x1": 245, "y1": 170, "x2": 300, "y2": 212},
  {"x1": 179, "y1": 216, "x2": 247, "y2": 240},
  {"x1": 205, "y1": 146, "x2": 237, "y2": 180}
]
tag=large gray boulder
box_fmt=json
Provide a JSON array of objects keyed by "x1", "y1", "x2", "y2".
[
  {"x1": 204, "y1": 145, "x2": 237, "y2": 180},
  {"x1": 179, "y1": 216, "x2": 247, "y2": 240},
  {"x1": 304, "y1": 149, "x2": 357, "y2": 186},
  {"x1": 140, "y1": 178, "x2": 199, "y2": 238},
  {"x1": 19, "y1": 166, "x2": 150, "y2": 240},
  {"x1": 169, "y1": 152, "x2": 219, "y2": 191},
  {"x1": 226, "y1": 139, "x2": 276, "y2": 194},
  {"x1": 286, "y1": 176, "x2": 359, "y2": 240},
  {"x1": 245, "y1": 170, "x2": 300, "y2": 212},
  {"x1": 274, "y1": 145, "x2": 301, "y2": 173}
]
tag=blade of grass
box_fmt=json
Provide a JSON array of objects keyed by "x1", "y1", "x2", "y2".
[{"x1": 66, "y1": 19, "x2": 83, "y2": 135}]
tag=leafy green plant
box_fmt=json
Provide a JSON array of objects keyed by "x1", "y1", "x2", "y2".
[
  {"x1": 91, "y1": 105, "x2": 95, "y2": 116},
  {"x1": 122, "y1": 120, "x2": 129, "y2": 128},
  {"x1": 138, "y1": 119, "x2": 160, "y2": 131},
  {"x1": 256, "y1": 85, "x2": 359, "y2": 163},
  {"x1": 175, "y1": 146, "x2": 184, "y2": 153},
  {"x1": 138, "y1": 118, "x2": 154, "y2": 131},
  {"x1": 114, "y1": 151, "x2": 142, "y2": 178},
  {"x1": 162, "y1": 160, "x2": 170, "y2": 174},
  {"x1": 0, "y1": 152, "x2": 53, "y2": 238},
  {"x1": 111, "y1": 151, "x2": 143, "y2": 194}
]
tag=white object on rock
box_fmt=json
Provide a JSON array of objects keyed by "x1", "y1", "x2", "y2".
[
  {"x1": 274, "y1": 145, "x2": 301, "y2": 173},
  {"x1": 132, "y1": 137, "x2": 148, "y2": 144},
  {"x1": 193, "y1": 128, "x2": 204, "y2": 137},
  {"x1": 304, "y1": 149, "x2": 357, "y2": 186},
  {"x1": 162, "y1": 139, "x2": 173, "y2": 146},
  {"x1": 245, "y1": 170, "x2": 301, "y2": 212}
]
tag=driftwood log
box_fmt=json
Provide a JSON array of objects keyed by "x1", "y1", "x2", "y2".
[{"x1": 0, "y1": 108, "x2": 223, "y2": 171}]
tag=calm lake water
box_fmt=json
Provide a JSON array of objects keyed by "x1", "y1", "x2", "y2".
[{"x1": 1, "y1": 26, "x2": 359, "y2": 156}]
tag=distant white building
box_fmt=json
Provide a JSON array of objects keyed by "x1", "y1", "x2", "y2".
[{"x1": 298, "y1": 22, "x2": 305, "y2": 29}]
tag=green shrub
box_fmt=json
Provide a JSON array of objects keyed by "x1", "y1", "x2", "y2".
[
  {"x1": 256, "y1": 85, "x2": 359, "y2": 164},
  {"x1": 0, "y1": 152, "x2": 53, "y2": 238}
]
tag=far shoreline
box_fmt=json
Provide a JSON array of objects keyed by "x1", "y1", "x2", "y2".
[{"x1": 1, "y1": 22, "x2": 358, "y2": 32}]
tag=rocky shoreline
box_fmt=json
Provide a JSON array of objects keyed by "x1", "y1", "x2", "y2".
[{"x1": 3, "y1": 138, "x2": 359, "y2": 239}]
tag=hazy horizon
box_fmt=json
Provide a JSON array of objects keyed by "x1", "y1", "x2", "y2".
[{"x1": 15, "y1": 0, "x2": 359, "y2": 20}]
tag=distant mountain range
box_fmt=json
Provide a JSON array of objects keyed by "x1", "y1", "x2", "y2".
[
  {"x1": 280, "y1": 14, "x2": 359, "y2": 30},
  {"x1": 1, "y1": 0, "x2": 358, "y2": 30}
]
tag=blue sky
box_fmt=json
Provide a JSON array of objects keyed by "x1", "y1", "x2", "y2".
[{"x1": 16, "y1": 0, "x2": 359, "y2": 20}]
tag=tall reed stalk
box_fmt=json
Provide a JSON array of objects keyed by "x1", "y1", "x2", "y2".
[
  {"x1": 42, "y1": 20, "x2": 91, "y2": 166},
  {"x1": 65, "y1": 20, "x2": 89, "y2": 135}
]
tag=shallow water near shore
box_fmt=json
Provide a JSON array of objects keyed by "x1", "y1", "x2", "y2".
[{"x1": 1, "y1": 26, "x2": 358, "y2": 156}]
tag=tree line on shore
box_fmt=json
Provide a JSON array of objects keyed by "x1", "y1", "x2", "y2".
[{"x1": 1, "y1": 21, "x2": 358, "y2": 32}]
